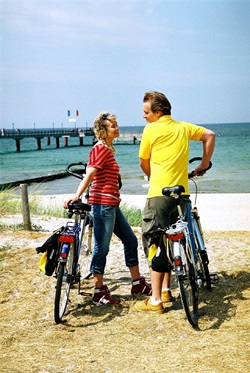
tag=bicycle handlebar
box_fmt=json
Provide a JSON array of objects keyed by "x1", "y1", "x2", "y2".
[
  {"x1": 188, "y1": 157, "x2": 212, "y2": 179},
  {"x1": 66, "y1": 162, "x2": 87, "y2": 180}
]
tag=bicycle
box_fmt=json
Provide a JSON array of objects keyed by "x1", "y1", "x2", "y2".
[
  {"x1": 161, "y1": 157, "x2": 218, "y2": 327},
  {"x1": 54, "y1": 162, "x2": 93, "y2": 324}
]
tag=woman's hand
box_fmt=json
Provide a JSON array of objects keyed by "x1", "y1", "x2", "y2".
[{"x1": 63, "y1": 195, "x2": 79, "y2": 209}]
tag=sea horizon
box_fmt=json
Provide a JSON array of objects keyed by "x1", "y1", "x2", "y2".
[{"x1": 0, "y1": 122, "x2": 249, "y2": 194}]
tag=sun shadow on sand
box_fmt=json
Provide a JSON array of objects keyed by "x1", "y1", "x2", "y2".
[
  {"x1": 59, "y1": 270, "x2": 249, "y2": 330},
  {"x1": 62, "y1": 273, "x2": 141, "y2": 328},
  {"x1": 197, "y1": 270, "x2": 250, "y2": 330}
]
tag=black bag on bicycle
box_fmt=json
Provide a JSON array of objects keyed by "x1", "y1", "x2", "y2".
[
  {"x1": 149, "y1": 231, "x2": 172, "y2": 273},
  {"x1": 36, "y1": 226, "x2": 64, "y2": 276}
]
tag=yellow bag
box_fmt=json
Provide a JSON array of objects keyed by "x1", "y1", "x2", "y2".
[
  {"x1": 148, "y1": 243, "x2": 158, "y2": 262},
  {"x1": 36, "y1": 226, "x2": 64, "y2": 276},
  {"x1": 148, "y1": 233, "x2": 171, "y2": 272},
  {"x1": 39, "y1": 252, "x2": 47, "y2": 274}
]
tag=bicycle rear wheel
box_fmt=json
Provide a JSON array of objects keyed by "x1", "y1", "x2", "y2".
[
  {"x1": 54, "y1": 246, "x2": 74, "y2": 324},
  {"x1": 178, "y1": 242, "x2": 198, "y2": 327}
]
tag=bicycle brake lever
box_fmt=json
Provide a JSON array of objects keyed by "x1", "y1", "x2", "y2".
[{"x1": 188, "y1": 170, "x2": 205, "y2": 179}]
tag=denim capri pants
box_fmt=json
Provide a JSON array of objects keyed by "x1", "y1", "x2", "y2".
[{"x1": 90, "y1": 204, "x2": 139, "y2": 275}]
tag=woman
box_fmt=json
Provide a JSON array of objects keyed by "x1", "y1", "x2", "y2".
[{"x1": 64, "y1": 111, "x2": 151, "y2": 305}]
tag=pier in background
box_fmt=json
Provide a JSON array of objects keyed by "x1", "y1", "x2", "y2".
[
  {"x1": 0, "y1": 127, "x2": 94, "y2": 151},
  {"x1": 0, "y1": 127, "x2": 141, "y2": 151}
]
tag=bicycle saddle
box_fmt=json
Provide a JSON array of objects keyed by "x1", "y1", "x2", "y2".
[{"x1": 162, "y1": 185, "x2": 185, "y2": 196}]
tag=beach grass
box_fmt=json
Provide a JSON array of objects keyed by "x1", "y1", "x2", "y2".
[
  {"x1": 0, "y1": 189, "x2": 21, "y2": 214},
  {"x1": 0, "y1": 189, "x2": 142, "y2": 227},
  {"x1": 120, "y1": 203, "x2": 142, "y2": 227}
]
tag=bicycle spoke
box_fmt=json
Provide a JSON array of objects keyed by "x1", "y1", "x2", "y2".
[{"x1": 79, "y1": 223, "x2": 93, "y2": 280}]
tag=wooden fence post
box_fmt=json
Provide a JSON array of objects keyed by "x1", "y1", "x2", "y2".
[{"x1": 20, "y1": 184, "x2": 32, "y2": 230}]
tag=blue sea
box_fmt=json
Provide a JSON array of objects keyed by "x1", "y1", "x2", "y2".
[{"x1": 0, "y1": 123, "x2": 249, "y2": 195}]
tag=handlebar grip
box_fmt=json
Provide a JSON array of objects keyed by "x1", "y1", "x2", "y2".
[
  {"x1": 66, "y1": 162, "x2": 87, "y2": 180},
  {"x1": 188, "y1": 157, "x2": 212, "y2": 178}
]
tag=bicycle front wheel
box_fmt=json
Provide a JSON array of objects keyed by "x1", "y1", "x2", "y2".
[
  {"x1": 178, "y1": 242, "x2": 198, "y2": 327},
  {"x1": 78, "y1": 219, "x2": 93, "y2": 280},
  {"x1": 54, "y1": 247, "x2": 74, "y2": 324},
  {"x1": 198, "y1": 251, "x2": 211, "y2": 290},
  {"x1": 193, "y1": 219, "x2": 211, "y2": 290}
]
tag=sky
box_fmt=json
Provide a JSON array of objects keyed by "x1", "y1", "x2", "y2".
[{"x1": 1, "y1": 0, "x2": 250, "y2": 129}]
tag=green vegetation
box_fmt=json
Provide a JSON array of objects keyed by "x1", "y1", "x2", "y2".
[
  {"x1": 0, "y1": 189, "x2": 21, "y2": 215},
  {"x1": 120, "y1": 203, "x2": 142, "y2": 227},
  {"x1": 0, "y1": 187, "x2": 67, "y2": 218},
  {"x1": 0, "y1": 189, "x2": 142, "y2": 227}
]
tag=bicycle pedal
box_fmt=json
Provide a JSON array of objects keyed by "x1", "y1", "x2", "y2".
[
  {"x1": 79, "y1": 291, "x2": 92, "y2": 297},
  {"x1": 210, "y1": 273, "x2": 219, "y2": 284}
]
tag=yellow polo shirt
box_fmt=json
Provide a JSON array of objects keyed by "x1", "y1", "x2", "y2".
[{"x1": 139, "y1": 116, "x2": 205, "y2": 197}]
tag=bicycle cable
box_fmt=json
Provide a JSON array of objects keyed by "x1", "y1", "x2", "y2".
[{"x1": 190, "y1": 178, "x2": 198, "y2": 206}]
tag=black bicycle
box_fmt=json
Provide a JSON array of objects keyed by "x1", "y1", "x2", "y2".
[
  {"x1": 54, "y1": 162, "x2": 93, "y2": 324},
  {"x1": 162, "y1": 157, "x2": 218, "y2": 327}
]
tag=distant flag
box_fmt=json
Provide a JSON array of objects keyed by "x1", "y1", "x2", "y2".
[
  {"x1": 76, "y1": 110, "x2": 80, "y2": 116},
  {"x1": 67, "y1": 110, "x2": 70, "y2": 117}
]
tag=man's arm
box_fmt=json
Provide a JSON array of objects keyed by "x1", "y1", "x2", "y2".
[
  {"x1": 194, "y1": 129, "x2": 216, "y2": 175},
  {"x1": 140, "y1": 158, "x2": 151, "y2": 178}
]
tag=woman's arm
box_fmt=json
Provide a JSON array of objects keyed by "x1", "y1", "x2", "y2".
[{"x1": 63, "y1": 166, "x2": 97, "y2": 208}]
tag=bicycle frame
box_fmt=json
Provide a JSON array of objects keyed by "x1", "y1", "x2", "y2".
[
  {"x1": 54, "y1": 162, "x2": 93, "y2": 324},
  {"x1": 161, "y1": 158, "x2": 214, "y2": 326}
]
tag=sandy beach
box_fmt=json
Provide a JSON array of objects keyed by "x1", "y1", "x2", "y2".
[
  {"x1": 121, "y1": 193, "x2": 250, "y2": 231},
  {"x1": 34, "y1": 193, "x2": 250, "y2": 232},
  {"x1": 1, "y1": 193, "x2": 250, "y2": 372}
]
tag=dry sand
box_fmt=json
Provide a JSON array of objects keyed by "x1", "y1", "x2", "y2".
[{"x1": 0, "y1": 194, "x2": 249, "y2": 373}]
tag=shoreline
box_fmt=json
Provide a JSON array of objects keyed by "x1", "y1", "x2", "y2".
[{"x1": 35, "y1": 193, "x2": 250, "y2": 231}]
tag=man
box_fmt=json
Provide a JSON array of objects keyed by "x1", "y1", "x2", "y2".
[{"x1": 135, "y1": 91, "x2": 215, "y2": 313}]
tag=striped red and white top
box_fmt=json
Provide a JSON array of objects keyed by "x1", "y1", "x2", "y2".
[{"x1": 88, "y1": 143, "x2": 120, "y2": 206}]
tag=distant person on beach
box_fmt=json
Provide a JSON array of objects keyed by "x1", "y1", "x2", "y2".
[
  {"x1": 135, "y1": 91, "x2": 215, "y2": 313},
  {"x1": 64, "y1": 111, "x2": 151, "y2": 305}
]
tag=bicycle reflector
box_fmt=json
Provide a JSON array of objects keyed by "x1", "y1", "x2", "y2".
[
  {"x1": 174, "y1": 257, "x2": 182, "y2": 266},
  {"x1": 59, "y1": 235, "x2": 74, "y2": 243},
  {"x1": 60, "y1": 243, "x2": 69, "y2": 259},
  {"x1": 168, "y1": 233, "x2": 183, "y2": 241}
]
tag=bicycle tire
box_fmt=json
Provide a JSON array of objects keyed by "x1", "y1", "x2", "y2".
[
  {"x1": 54, "y1": 246, "x2": 74, "y2": 324},
  {"x1": 178, "y1": 242, "x2": 199, "y2": 327},
  {"x1": 192, "y1": 219, "x2": 211, "y2": 290}
]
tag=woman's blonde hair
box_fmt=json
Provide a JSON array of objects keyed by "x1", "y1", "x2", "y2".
[{"x1": 93, "y1": 111, "x2": 117, "y2": 153}]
